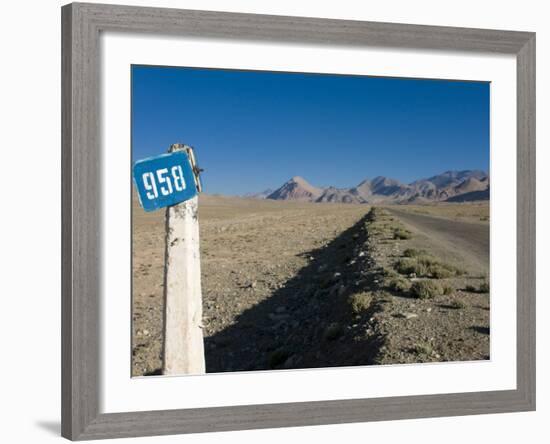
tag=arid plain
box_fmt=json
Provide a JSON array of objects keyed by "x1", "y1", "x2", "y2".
[{"x1": 132, "y1": 195, "x2": 490, "y2": 376}]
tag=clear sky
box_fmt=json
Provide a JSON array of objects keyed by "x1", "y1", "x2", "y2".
[{"x1": 132, "y1": 65, "x2": 489, "y2": 196}]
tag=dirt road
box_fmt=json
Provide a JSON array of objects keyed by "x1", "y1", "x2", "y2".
[{"x1": 386, "y1": 208, "x2": 490, "y2": 274}]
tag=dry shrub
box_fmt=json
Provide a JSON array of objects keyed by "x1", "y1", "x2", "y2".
[
  {"x1": 395, "y1": 256, "x2": 464, "y2": 279},
  {"x1": 414, "y1": 343, "x2": 433, "y2": 356},
  {"x1": 449, "y1": 299, "x2": 466, "y2": 309},
  {"x1": 403, "y1": 248, "x2": 427, "y2": 258},
  {"x1": 394, "y1": 228, "x2": 412, "y2": 240},
  {"x1": 410, "y1": 280, "x2": 444, "y2": 299},
  {"x1": 385, "y1": 275, "x2": 411, "y2": 293},
  {"x1": 349, "y1": 292, "x2": 373, "y2": 314}
]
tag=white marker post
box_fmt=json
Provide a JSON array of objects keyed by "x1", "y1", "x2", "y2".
[{"x1": 162, "y1": 143, "x2": 205, "y2": 375}]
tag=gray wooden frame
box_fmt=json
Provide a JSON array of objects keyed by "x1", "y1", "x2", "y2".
[{"x1": 61, "y1": 2, "x2": 536, "y2": 440}]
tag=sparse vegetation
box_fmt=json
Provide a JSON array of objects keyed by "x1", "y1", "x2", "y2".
[
  {"x1": 369, "y1": 226, "x2": 387, "y2": 237},
  {"x1": 393, "y1": 228, "x2": 413, "y2": 240},
  {"x1": 385, "y1": 273, "x2": 411, "y2": 293},
  {"x1": 344, "y1": 203, "x2": 487, "y2": 365},
  {"x1": 368, "y1": 207, "x2": 389, "y2": 220},
  {"x1": 394, "y1": 255, "x2": 464, "y2": 279},
  {"x1": 394, "y1": 257, "x2": 426, "y2": 276},
  {"x1": 381, "y1": 268, "x2": 409, "y2": 292},
  {"x1": 449, "y1": 299, "x2": 467, "y2": 309},
  {"x1": 133, "y1": 192, "x2": 490, "y2": 375},
  {"x1": 368, "y1": 208, "x2": 414, "y2": 243},
  {"x1": 410, "y1": 280, "x2": 445, "y2": 299},
  {"x1": 429, "y1": 263, "x2": 455, "y2": 279},
  {"x1": 349, "y1": 292, "x2": 373, "y2": 314},
  {"x1": 413, "y1": 342, "x2": 433, "y2": 356},
  {"x1": 377, "y1": 291, "x2": 394, "y2": 306},
  {"x1": 403, "y1": 248, "x2": 428, "y2": 258},
  {"x1": 466, "y1": 280, "x2": 490, "y2": 293},
  {"x1": 381, "y1": 267, "x2": 398, "y2": 277}
]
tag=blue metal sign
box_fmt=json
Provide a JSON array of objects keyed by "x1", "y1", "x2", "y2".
[{"x1": 133, "y1": 151, "x2": 198, "y2": 212}]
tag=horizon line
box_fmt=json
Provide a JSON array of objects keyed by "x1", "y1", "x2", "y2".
[{"x1": 241, "y1": 168, "x2": 489, "y2": 194}]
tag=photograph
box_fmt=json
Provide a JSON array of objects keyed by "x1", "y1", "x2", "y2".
[{"x1": 131, "y1": 65, "x2": 490, "y2": 377}]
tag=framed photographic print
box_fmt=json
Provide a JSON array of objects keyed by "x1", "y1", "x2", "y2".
[{"x1": 61, "y1": 2, "x2": 536, "y2": 440}]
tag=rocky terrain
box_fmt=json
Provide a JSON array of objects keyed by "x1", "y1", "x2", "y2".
[
  {"x1": 132, "y1": 195, "x2": 490, "y2": 376},
  {"x1": 253, "y1": 170, "x2": 489, "y2": 205}
]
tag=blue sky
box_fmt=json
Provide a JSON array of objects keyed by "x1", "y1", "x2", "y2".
[{"x1": 132, "y1": 65, "x2": 489, "y2": 195}]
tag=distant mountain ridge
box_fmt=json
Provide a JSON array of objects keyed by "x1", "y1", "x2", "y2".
[
  {"x1": 246, "y1": 170, "x2": 489, "y2": 204},
  {"x1": 267, "y1": 176, "x2": 323, "y2": 202},
  {"x1": 243, "y1": 188, "x2": 274, "y2": 199}
]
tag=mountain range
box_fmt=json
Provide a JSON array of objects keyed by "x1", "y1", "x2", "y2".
[{"x1": 246, "y1": 170, "x2": 489, "y2": 204}]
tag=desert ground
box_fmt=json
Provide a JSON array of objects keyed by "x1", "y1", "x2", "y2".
[{"x1": 132, "y1": 196, "x2": 490, "y2": 376}]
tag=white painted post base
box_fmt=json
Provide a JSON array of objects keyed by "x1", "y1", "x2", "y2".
[{"x1": 162, "y1": 194, "x2": 205, "y2": 375}]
